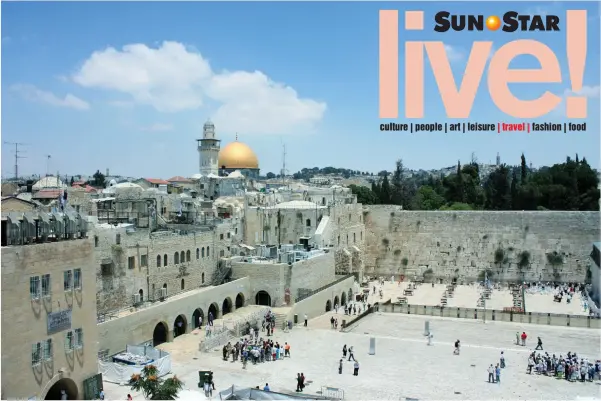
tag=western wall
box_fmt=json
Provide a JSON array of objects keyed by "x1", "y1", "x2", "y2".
[{"x1": 362, "y1": 206, "x2": 600, "y2": 283}]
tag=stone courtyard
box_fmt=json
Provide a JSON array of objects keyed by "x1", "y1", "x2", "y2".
[{"x1": 102, "y1": 311, "x2": 600, "y2": 400}]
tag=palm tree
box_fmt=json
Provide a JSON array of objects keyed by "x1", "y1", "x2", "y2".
[{"x1": 129, "y1": 365, "x2": 183, "y2": 400}]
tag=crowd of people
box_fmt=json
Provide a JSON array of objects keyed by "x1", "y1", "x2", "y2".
[{"x1": 526, "y1": 351, "x2": 601, "y2": 381}]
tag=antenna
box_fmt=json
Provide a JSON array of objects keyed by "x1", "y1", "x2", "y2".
[
  {"x1": 3, "y1": 142, "x2": 28, "y2": 181},
  {"x1": 281, "y1": 143, "x2": 287, "y2": 187},
  {"x1": 45, "y1": 154, "x2": 52, "y2": 177}
]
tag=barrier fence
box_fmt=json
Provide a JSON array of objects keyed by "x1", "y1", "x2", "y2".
[{"x1": 379, "y1": 303, "x2": 600, "y2": 329}]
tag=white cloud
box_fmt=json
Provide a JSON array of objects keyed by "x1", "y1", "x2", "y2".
[
  {"x1": 139, "y1": 123, "x2": 173, "y2": 132},
  {"x1": 553, "y1": 85, "x2": 600, "y2": 116},
  {"x1": 444, "y1": 45, "x2": 464, "y2": 62},
  {"x1": 71, "y1": 41, "x2": 326, "y2": 134},
  {"x1": 11, "y1": 84, "x2": 90, "y2": 110}
]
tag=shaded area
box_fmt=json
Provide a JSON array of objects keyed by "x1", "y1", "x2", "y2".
[
  {"x1": 255, "y1": 291, "x2": 272, "y2": 306},
  {"x1": 325, "y1": 300, "x2": 332, "y2": 312},
  {"x1": 153, "y1": 322, "x2": 168, "y2": 346},
  {"x1": 223, "y1": 297, "x2": 233, "y2": 316},
  {"x1": 45, "y1": 378, "x2": 78, "y2": 400},
  {"x1": 174, "y1": 314, "x2": 187, "y2": 337},
  {"x1": 236, "y1": 292, "x2": 245, "y2": 308},
  {"x1": 193, "y1": 308, "x2": 204, "y2": 328}
]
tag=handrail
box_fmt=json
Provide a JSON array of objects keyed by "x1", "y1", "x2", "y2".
[{"x1": 295, "y1": 274, "x2": 354, "y2": 303}]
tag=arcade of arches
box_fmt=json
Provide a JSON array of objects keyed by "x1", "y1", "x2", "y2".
[{"x1": 44, "y1": 378, "x2": 78, "y2": 400}]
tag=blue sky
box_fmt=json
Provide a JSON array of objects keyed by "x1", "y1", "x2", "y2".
[{"x1": 2, "y1": 1, "x2": 599, "y2": 179}]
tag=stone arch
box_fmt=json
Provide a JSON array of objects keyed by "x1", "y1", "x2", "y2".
[
  {"x1": 202, "y1": 247, "x2": 205, "y2": 258},
  {"x1": 222, "y1": 297, "x2": 233, "y2": 315},
  {"x1": 208, "y1": 302, "x2": 219, "y2": 319},
  {"x1": 306, "y1": 218, "x2": 311, "y2": 227},
  {"x1": 180, "y1": 251, "x2": 185, "y2": 263},
  {"x1": 341, "y1": 291, "x2": 347, "y2": 306},
  {"x1": 139, "y1": 288, "x2": 144, "y2": 302},
  {"x1": 156, "y1": 254, "x2": 161, "y2": 267},
  {"x1": 163, "y1": 254, "x2": 168, "y2": 266},
  {"x1": 334, "y1": 295, "x2": 339, "y2": 307},
  {"x1": 174, "y1": 314, "x2": 187, "y2": 338},
  {"x1": 255, "y1": 290, "x2": 271, "y2": 306},
  {"x1": 325, "y1": 299, "x2": 332, "y2": 312},
  {"x1": 207, "y1": 246, "x2": 210, "y2": 257},
  {"x1": 153, "y1": 321, "x2": 169, "y2": 346},
  {"x1": 174, "y1": 252, "x2": 179, "y2": 264},
  {"x1": 196, "y1": 248, "x2": 200, "y2": 259},
  {"x1": 186, "y1": 250, "x2": 191, "y2": 262},
  {"x1": 192, "y1": 308, "x2": 204, "y2": 328},
  {"x1": 235, "y1": 292, "x2": 245, "y2": 308},
  {"x1": 202, "y1": 272, "x2": 205, "y2": 284},
  {"x1": 181, "y1": 278, "x2": 185, "y2": 290},
  {"x1": 43, "y1": 377, "x2": 78, "y2": 400}
]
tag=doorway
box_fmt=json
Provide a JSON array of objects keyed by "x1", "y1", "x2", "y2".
[
  {"x1": 153, "y1": 322, "x2": 168, "y2": 346},
  {"x1": 44, "y1": 378, "x2": 78, "y2": 400}
]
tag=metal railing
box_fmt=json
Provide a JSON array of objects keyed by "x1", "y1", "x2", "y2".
[{"x1": 295, "y1": 274, "x2": 354, "y2": 303}]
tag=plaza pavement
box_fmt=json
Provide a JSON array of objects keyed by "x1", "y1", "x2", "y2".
[{"x1": 102, "y1": 311, "x2": 601, "y2": 400}]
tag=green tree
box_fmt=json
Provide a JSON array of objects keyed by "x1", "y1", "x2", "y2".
[
  {"x1": 129, "y1": 365, "x2": 183, "y2": 400},
  {"x1": 412, "y1": 185, "x2": 445, "y2": 210},
  {"x1": 266, "y1": 172, "x2": 276, "y2": 179},
  {"x1": 520, "y1": 153, "x2": 527, "y2": 182},
  {"x1": 440, "y1": 202, "x2": 472, "y2": 210},
  {"x1": 380, "y1": 175, "x2": 392, "y2": 204},
  {"x1": 91, "y1": 170, "x2": 106, "y2": 187},
  {"x1": 484, "y1": 165, "x2": 512, "y2": 210},
  {"x1": 348, "y1": 184, "x2": 379, "y2": 205}
]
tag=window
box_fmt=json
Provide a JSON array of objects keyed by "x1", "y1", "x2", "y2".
[
  {"x1": 163, "y1": 254, "x2": 168, "y2": 266},
  {"x1": 235, "y1": 228, "x2": 238, "y2": 235},
  {"x1": 30, "y1": 276, "x2": 41, "y2": 300},
  {"x1": 65, "y1": 331, "x2": 74, "y2": 352},
  {"x1": 139, "y1": 289, "x2": 144, "y2": 302},
  {"x1": 43, "y1": 339, "x2": 53, "y2": 361},
  {"x1": 186, "y1": 250, "x2": 191, "y2": 262},
  {"x1": 207, "y1": 246, "x2": 210, "y2": 257},
  {"x1": 94, "y1": 236, "x2": 99, "y2": 247},
  {"x1": 349, "y1": 214, "x2": 351, "y2": 221},
  {"x1": 180, "y1": 251, "x2": 185, "y2": 263},
  {"x1": 63, "y1": 270, "x2": 73, "y2": 292},
  {"x1": 156, "y1": 255, "x2": 162, "y2": 267},
  {"x1": 337, "y1": 235, "x2": 340, "y2": 245},
  {"x1": 202, "y1": 247, "x2": 205, "y2": 258},
  {"x1": 196, "y1": 248, "x2": 200, "y2": 259},
  {"x1": 202, "y1": 273, "x2": 205, "y2": 284},
  {"x1": 73, "y1": 269, "x2": 82, "y2": 290},
  {"x1": 220, "y1": 250, "x2": 225, "y2": 257},
  {"x1": 74, "y1": 328, "x2": 83, "y2": 348},
  {"x1": 322, "y1": 197, "x2": 326, "y2": 205},
  {"x1": 32, "y1": 342, "x2": 42, "y2": 366},
  {"x1": 128, "y1": 256, "x2": 136, "y2": 269},
  {"x1": 181, "y1": 279, "x2": 185, "y2": 290},
  {"x1": 141, "y1": 254, "x2": 148, "y2": 267},
  {"x1": 227, "y1": 232, "x2": 231, "y2": 239},
  {"x1": 220, "y1": 234, "x2": 224, "y2": 240},
  {"x1": 174, "y1": 252, "x2": 179, "y2": 264},
  {"x1": 116, "y1": 233, "x2": 121, "y2": 245},
  {"x1": 101, "y1": 263, "x2": 113, "y2": 276},
  {"x1": 306, "y1": 219, "x2": 311, "y2": 227},
  {"x1": 41, "y1": 274, "x2": 51, "y2": 297}
]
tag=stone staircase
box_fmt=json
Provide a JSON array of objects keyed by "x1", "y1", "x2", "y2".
[{"x1": 271, "y1": 307, "x2": 292, "y2": 329}]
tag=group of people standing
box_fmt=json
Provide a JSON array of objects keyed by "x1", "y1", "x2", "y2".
[
  {"x1": 527, "y1": 351, "x2": 600, "y2": 382},
  {"x1": 340, "y1": 345, "x2": 360, "y2": 376}
]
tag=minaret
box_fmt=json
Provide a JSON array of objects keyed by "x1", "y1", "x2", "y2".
[{"x1": 197, "y1": 119, "x2": 221, "y2": 176}]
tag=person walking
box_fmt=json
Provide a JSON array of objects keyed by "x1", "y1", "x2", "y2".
[
  {"x1": 353, "y1": 360, "x2": 360, "y2": 376},
  {"x1": 521, "y1": 332, "x2": 527, "y2": 346},
  {"x1": 348, "y1": 346, "x2": 356, "y2": 361},
  {"x1": 338, "y1": 359, "x2": 343, "y2": 374},
  {"x1": 342, "y1": 344, "x2": 347, "y2": 358},
  {"x1": 535, "y1": 337, "x2": 543, "y2": 350},
  {"x1": 296, "y1": 373, "x2": 303, "y2": 392},
  {"x1": 495, "y1": 364, "x2": 501, "y2": 383},
  {"x1": 304, "y1": 314, "x2": 308, "y2": 327},
  {"x1": 427, "y1": 331, "x2": 433, "y2": 346},
  {"x1": 500, "y1": 351, "x2": 506, "y2": 368}
]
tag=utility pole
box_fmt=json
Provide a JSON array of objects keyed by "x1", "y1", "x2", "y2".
[
  {"x1": 3, "y1": 142, "x2": 27, "y2": 181},
  {"x1": 45, "y1": 155, "x2": 52, "y2": 177}
]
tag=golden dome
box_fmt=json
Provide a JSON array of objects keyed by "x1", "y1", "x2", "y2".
[{"x1": 218, "y1": 140, "x2": 259, "y2": 169}]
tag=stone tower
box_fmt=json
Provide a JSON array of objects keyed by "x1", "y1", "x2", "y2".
[{"x1": 197, "y1": 119, "x2": 221, "y2": 176}]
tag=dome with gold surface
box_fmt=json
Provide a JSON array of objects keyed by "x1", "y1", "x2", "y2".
[{"x1": 218, "y1": 140, "x2": 259, "y2": 170}]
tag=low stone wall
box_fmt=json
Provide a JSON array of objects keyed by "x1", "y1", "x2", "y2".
[
  {"x1": 379, "y1": 303, "x2": 600, "y2": 329},
  {"x1": 287, "y1": 276, "x2": 356, "y2": 323}
]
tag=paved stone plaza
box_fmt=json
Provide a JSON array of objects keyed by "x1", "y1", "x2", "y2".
[{"x1": 103, "y1": 311, "x2": 600, "y2": 400}]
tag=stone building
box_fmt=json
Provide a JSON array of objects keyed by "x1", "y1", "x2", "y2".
[
  {"x1": 197, "y1": 119, "x2": 221, "y2": 177},
  {"x1": 1, "y1": 212, "x2": 98, "y2": 400},
  {"x1": 362, "y1": 206, "x2": 601, "y2": 283}
]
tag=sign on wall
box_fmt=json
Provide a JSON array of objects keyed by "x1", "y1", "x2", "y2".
[{"x1": 47, "y1": 309, "x2": 72, "y2": 334}]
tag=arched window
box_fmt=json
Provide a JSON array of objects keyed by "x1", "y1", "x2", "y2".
[
  {"x1": 337, "y1": 235, "x2": 340, "y2": 245},
  {"x1": 163, "y1": 254, "x2": 168, "y2": 266},
  {"x1": 360, "y1": 231, "x2": 363, "y2": 240},
  {"x1": 207, "y1": 246, "x2": 210, "y2": 257},
  {"x1": 174, "y1": 252, "x2": 179, "y2": 264},
  {"x1": 202, "y1": 273, "x2": 205, "y2": 284},
  {"x1": 186, "y1": 250, "x2": 191, "y2": 262},
  {"x1": 202, "y1": 247, "x2": 205, "y2": 258},
  {"x1": 139, "y1": 289, "x2": 144, "y2": 302},
  {"x1": 306, "y1": 219, "x2": 311, "y2": 227},
  {"x1": 196, "y1": 248, "x2": 199, "y2": 259},
  {"x1": 181, "y1": 279, "x2": 185, "y2": 290},
  {"x1": 156, "y1": 255, "x2": 161, "y2": 267},
  {"x1": 353, "y1": 233, "x2": 356, "y2": 243},
  {"x1": 180, "y1": 251, "x2": 185, "y2": 263}
]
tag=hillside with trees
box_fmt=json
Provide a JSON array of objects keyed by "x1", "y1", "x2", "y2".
[{"x1": 349, "y1": 154, "x2": 600, "y2": 211}]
